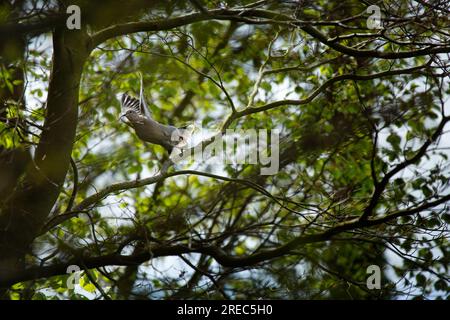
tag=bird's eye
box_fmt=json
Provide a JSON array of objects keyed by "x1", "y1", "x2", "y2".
[{"x1": 179, "y1": 136, "x2": 184, "y2": 141}]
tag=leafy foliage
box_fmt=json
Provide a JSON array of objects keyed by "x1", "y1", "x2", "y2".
[{"x1": 0, "y1": 0, "x2": 449, "y2": 300}]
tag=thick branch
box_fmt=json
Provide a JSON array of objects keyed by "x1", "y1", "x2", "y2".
[
  {"x1": 92, "y1": 8, "x2": 450, "y2": 60},
  {"x1": 0, "y1": 27, "x2": 90, "y2": 282},
  {"x1": 4, "y1": 190, "x2": 450, "y2": 287},
  {"x1": 360, "y1": 116, "x2": 450, "y2": 220}
]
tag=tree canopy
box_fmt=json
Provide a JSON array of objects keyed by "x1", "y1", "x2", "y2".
[{"x1": 0, "y1": 0, "x2": 449, "y2": 300}]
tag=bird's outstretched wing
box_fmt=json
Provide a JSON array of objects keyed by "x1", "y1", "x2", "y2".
[
  {"x1": 121, "y1": 94, "x2": 140, "y2": 113},
  {"x1": 120, "y1": 73, "x2": 152, "y2": 120},
  {"x1": 138, "y1": 72, "x2": 152, "y2": 119}
]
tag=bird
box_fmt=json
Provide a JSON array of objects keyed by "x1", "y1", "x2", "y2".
[{"x1": 120, "y1": 73, "x2": 193, "y2": 154}]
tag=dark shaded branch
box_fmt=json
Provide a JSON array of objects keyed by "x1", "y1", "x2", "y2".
[
  {"x1": 222, "y1": 62, "x2": 429, "y2": 128},
  {"x1": 65, "y1": 157, "x2": 79, "y2": 213},
  {"x1": 4, "y1": 190, "x2": 450, "y2": 287},
  {"x1": 360, "y1": 116, "x2": 450, "y2": 220},
  {"x1": 91, "y1": 8, "x2": 450, "y2": 59}
]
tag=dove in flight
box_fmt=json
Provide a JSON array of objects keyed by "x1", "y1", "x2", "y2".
[{"x1": 120, "y1": 73, "x2": 193, "y2": 154}]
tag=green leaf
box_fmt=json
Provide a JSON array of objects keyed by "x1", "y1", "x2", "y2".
[
  {"x1": 416, "y1": 274, "x2": 426, "y2": 287},
  {"x1": 387, "y1": 132, "x2": 401, "y2": 152},
  {"x1": 82, "y1": 282, "x2": 97, "y2": 293}
]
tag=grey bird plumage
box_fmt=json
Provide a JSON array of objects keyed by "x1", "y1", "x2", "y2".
[{"x1": 120, "y1": 74, "x2": 192, "y2": 154}]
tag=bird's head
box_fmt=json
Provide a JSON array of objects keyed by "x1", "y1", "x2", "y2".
[
  {"x1": 120, "y1": 109, "x2": 140, "y2": 123},
  {"x1": 120, "y1": 93, "x2": 143, "y2": 124}
]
